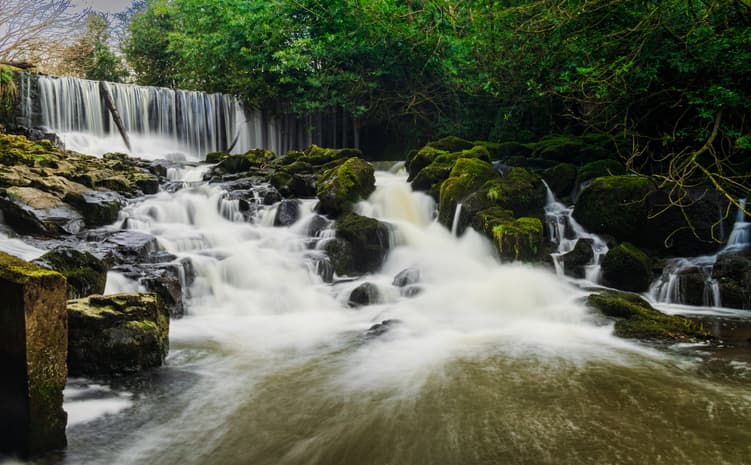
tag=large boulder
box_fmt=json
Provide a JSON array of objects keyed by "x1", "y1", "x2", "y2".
[
  {"x1": 111, "y1": 258, "x2": 193, "y2": 318},
  {"x1": 316, "y1": 157, "x2": 375, "y2": 216},
  {"x1": 33, "y1": 247, "x2": 108, "y2": 299},
  {"x1": 492, "y1": 217, "x2": 544, "y2": 262},
  {"x1": 601, "y1": 242, "x2": 652, "y2": 292},
  {"x1": 577, "y1": 159, "x2": 626, "y2": 185},
  {"x1": 348, "y1": 282, "x2": 381, "y2": 307},
  {"x1": 0, "y1": 186, "x2": 85, "y2": 235},
  {"x1": 558, "y1": 238, "x2": 595, "y2": 279},
  {"x1": 273, "y1": 199, "x2": 301, "y2": 226},
  {"x1": 437, "y1": 157, "x2": 500, "y2": 232},
  {"x1": 712, "y1": 251, "x2": 751, "y2": 310},
  {"x1": 323, "y1": 212, "x2": 390, "y2": 276},
  {"x1": 543, "y1": 163, "x2": 577, "y2": 199},
  {"x1": 409, "y1": 145, "x2": 492, "y2": 200},
  {"x1": 0, "y1": 252, "x2": 68, "y2": 457},
  {"x1": 67, "y1": 293, "x2": 169, "y2": 375},
  {"x1": 586, "y1": 290, "x2": 710, "y2": 341},
  {"x1": 574, "y1": 176, "x2": 729, "y2": 255}
]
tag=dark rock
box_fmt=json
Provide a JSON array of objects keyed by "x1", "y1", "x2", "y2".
[
  {"x1": 601, "y1": 242, "x2": 652, "y2": 292},
  {"x1": 80, "y1": 230, "x2": 166, "y2": 265},
  {"x1": 543, "y1": 163, "x2": 577, "y2": 199},
  {"x1": 33, "y1": 246, "x2": 108, "y2": 299},
  {"x1": 713, "y1": 251, "x2": 751, "y2": 309},
  {"x1": 316, "y1": 157, "x2": 375, "y2": 216},
  {"x1": 0, "y1": 252, "x2": 67, "y2": 457},
  {"x1": 558, "y1": 239, "x2": 594, "y2": 279},
  {"x1": 366, "y1": 319, "x2": 400, "y2": 338},
  {"x1": 0, "y1": 186, "x2": 85, "y2": 235},
  {"x1": 67, "y1": 293, "x2": 169, "y2": 375},
  {"x1": 112, "y1": 258, "x2": 193, "y2": 317},
  {"x1": 323, "y1": 212, "x2": 391, "y2": 276},
  {"x1": 306, "y1": 214, "x2": 332, "y2": 238},
  {"x1": 577, "y1": 159, "x2": 626, "y2": 184},
  {"x1": 393, "y1": 267, "x2": 420, "y2": 287},
  {"x1": 437, "y1": 157, "x2": 500, "y2": 233},
  {"x1": 348, "y1": 282, "x2": 381, "y2": 307},
  {"x1": 64, "y1": 189, "x2": 122, "y2": 227},
  {"x1": 274, "y1": 199, "x2": 301, "y2": 226},
  {"x1": 586, "y1": 290, "x2": 710, "y2": 341}
]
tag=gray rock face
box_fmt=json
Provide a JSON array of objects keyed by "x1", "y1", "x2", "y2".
[
  {"x1": 348, "y1": 282, "x2": 381, "y2": 307},
  {"x1": 274, "y1": 199, "x2": 301, "y2": 227}
]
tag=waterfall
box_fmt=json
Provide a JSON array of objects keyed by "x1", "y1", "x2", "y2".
[
  {"x1": 649, "y1": 199, "x2": 749, "y2": 307},
  {"x1": 542, "y1": 182, "x2": 608, "y2": 282},
  {"x1": 450, "y1": 203, "x2": 463, "y2": 236}
]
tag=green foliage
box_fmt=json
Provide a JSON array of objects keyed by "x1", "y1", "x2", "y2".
[{"x1": 0, "y1": 65, "x2": 17, "y2": 121}]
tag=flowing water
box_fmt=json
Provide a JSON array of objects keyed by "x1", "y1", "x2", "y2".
[{"x1": 4, "y1": 169, "x2": 743, "y2": 465}]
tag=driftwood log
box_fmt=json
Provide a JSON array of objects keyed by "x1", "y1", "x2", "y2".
[{"x1": 98, "y1": 81, "x2": 131, "y2": 152}]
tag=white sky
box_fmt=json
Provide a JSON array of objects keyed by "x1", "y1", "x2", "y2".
[{"x1": 74, "y1": 0, "x2": 135, "y2": 14}]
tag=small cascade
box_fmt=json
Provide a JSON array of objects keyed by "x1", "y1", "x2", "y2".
[
  {"x1": 542, "y1": 182, "x2": 608, "y2": 282},
  {"x1": 650, "y1": 199, "x2": 749, "y2": 307},
  {"x1": 450, "y1": 203, "x2": 463, "y2": 237}
]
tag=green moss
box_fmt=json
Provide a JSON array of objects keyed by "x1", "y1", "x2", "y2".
[
  {"x1": 0, "y1": 252, "x2": 62, "y2": 282},
  {"x1": 578, "y1": 159, "x2": 626, "y2": 183},
  {"x1": 492, "y1": 217, "x2": 544, "y2": 262},
  {"x1": 601, "y1": 242, "x2": 652, "y2": 292},
  {"x1": 426, "y1": 136, "x2": 475, "y2": 153},
  {"x1": 405, "y1": 145, "x2": 447, "y2": 180},
  {"x1": 205, "y1": 151, "x2": 229, "y2": 163},
  {"x1": 587, "y1": 290, "x2": 710, "y2": 341},
  {"x1": 316, "y1": 157, "x2": 375, "y2": 215},
  {"x1": 470, "y1": 207, "x2": 515, "y2": 238}
]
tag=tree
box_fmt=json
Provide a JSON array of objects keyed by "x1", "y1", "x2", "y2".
[
  {"x1": 122, "y1": 0, "x2": 177, "y2": 87},
  {"x1": 61, "y1": 14, "x2": 127, "y2": 82}
]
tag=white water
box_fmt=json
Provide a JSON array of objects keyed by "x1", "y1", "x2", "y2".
[
  {"x1": 543, "y1": 183, "x2": 608, "y2": 283},
  {"x1": 649, "y1": 198, "x2": 749, "y2": 308}
]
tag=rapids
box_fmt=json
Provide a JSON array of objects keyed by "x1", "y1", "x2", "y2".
[{"x1": 4, "y1": 168, "x2": 745, "y2": 465}]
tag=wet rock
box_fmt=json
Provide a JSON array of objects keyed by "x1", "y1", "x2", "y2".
[
  {"x1": 586, "y1": 290, "x2": 710, "y2": 341},
  {"x1": 65, "y1": 189, "x2": 123, "y2": 227},
  {"x1": 366, "y1": 319, "x2": 400, "y2": 338},
  {"x1": 348, "y1": 282, "x2": 381, "y2": 307},
  {"x1": 306, "y1": 214, "x2": 332, "y2": 238},
  {"x1": 274, "y1": 199, "x2": 301, "y2": 226},
  {"x1": 80, "y1": 230, "x2": 167, "y2": 265},
  {"x1": 601, "y1": 242, "x2": 652, "y2": 292},
  {"x1": 393, "y1": 267, "x2": 420, "y2": 287},
  {"x1": 558, "y1": 239, "x2": 594, "y2": 279},
  {"x1": 33, "y1": 246, "x2": 108, "y2": 299},
  {"x1": 492, "y1": 217, "x2": 544, "y2": 262},
  {"x1": 712, "y1": 251, "x2": 751, "y2": 310},
  {"x1": 0, "y1": 186, "x2": 85, "y2": 235},
  {"x1": 323, "y1": 212, "x2": 391, "y2": 276},
  {"x1": 67, "y1": 293, "x2": 169, "y2": 375},
  {"x1": 0, "y1": 252, "x2": 68, "y2": 457},
  {"x1": 112, "y1": 258, "x2": 193, "y2": 317},
  {"x1": 316, "y1": 157, "x2": 375, "y2": 216},
  {"x1": 543, "y1": 163, "x2": 577, "y2": 199}
]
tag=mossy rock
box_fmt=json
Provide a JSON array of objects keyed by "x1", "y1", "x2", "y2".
[
  {"x1": 558, "y1": 238, "x2": 595, "y2": 279},
  {"x1": 277, "y1": 145, "x2": 360, "y2": 168},
  {"x1": 33, "y1": 246, "x2": 108, "y2": 299},
  {"x1": 573, "y1": 175, "x2": 654, "y2": 244},
  {"x1": 601, "y1": 242, "x2": 652, "y2": 292},
  {"x1": 578, "y1": 159, "x2": 626, "y2": 184},
  {"x1": 324, "y1": 212, "x2": 391, "y2": 276},
  {"x1": 712, "y1": 251, "x2": 751, "y2": 310},
  {"x1": 205, "y1": 151, "x2": 229, "y2": 163},
  {"x1": 492, "y1": 141, "x2": 534, "y2": 159},
  {"x1": 269, "y1": 170, "x2": 317, "y2": 198},
  {"x1": 470, "y1": 207, "x2": 515, "y2": 238},
  {"x1": 543, "y1": 163, "x2": 577, "y2": 198},
  {"x1": 504, "y1": 156, "x2": 557, "y2": 170},
  {"x1": 586, "y1": 290, "x2": 710, "y2": 341},
  {"x1": 492, "y1": 217, "x2": 544, "y2": 262},
  {"x1": 405, "y1": 145, "x2": 447, "y2": 180},
  {"x1": 426, "y1": 136, "x2": 475, "y2": 153},
  {"x1": 316, "y1": 157, "x2": 375, "y2": 216},
  {"x1": 437, "y1": 158, "x2": 500, "y2": 231},
  {"x1": 67, "y1": 293, "x2": 169, "y2": 375},
  {"x1": 531, "y1": 133, "x2": 616, "y2": 164}
]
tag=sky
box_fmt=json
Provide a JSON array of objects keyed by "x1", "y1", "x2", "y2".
[{"x1": 74, "y1": 0, "x2": 136, "y2": 14}]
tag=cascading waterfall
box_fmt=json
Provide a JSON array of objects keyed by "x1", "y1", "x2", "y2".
[
  {"x1": 542, "y1": 182, "x2": 608, "y2": 282},
  {"x1": 649, "y1": 198, "x2": 749, "y2": 307}
]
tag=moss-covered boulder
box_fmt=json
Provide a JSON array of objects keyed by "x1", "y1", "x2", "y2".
[
  {"x1": 33, "y1": 247, "x2": 108, "y2": 299},
  {"x1": 470, "y1": 207, "x2": 515, "y2": 238},
  {"x1": 601, "y1": 242, "x2": 652, "y2": 292},
  {"x1": 573, "y1": 175, "x2": 654, "y2": 244},
  {"x1": 712, "y1": 251, "x2": 751, "y2": 310},
  {"x1": 67, "y1": 293, "x2": 169, "y2": 375},
  {"x1": 409, "y1": 145, "x2": 493, "y2": 199},
  {"x1": 542, "y1": 162, "x2": 577, "y2": 199},
  {"x1": 531, "y1": 133, "x2": 617, "y2": 164},
  {"x1": 577, "y1": 159, "x2": 626, "y2": 185},
  {"x1": 405, "y1": 145, "x2": 446, "y2": 180},
  {"x1": 0, "y1": 251, "x2": 68, "y2": 457},
  {"x1": 426, "y1": 135, "x2": 475, "y2": 153},
  {"x1": 586, "y1": 290, "x2": 710, "y2": 341},
  {"x1": 316, "y1": 157, "x2": 375, "y2": 216},
  {"x1": 492, "y1": 217, "x2": 544, "y2": 262},
  {"x1": 323, "y1": 212, "x2": 390, "y2": 276},
  {"x1": 437, "y1": 157, "x2": 500, "y2": 230}
]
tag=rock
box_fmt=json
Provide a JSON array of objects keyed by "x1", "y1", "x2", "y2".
[
  {"x1": 306, "y1": 214, "x2": 332, "y2": 238},
  {"x1": 492, "y1": 217, "x2": 544, "y2": 262},
  {"x1": 558, "y1": 238, "x2": 594, "y2": 279},
  {"x1": 0, "y1": 252, "x2": 67, "y2": 457},
  {"x1": 543, "y1": 163, "x2": 577, "y2": 198},
  {"x1": 80, "y1": 230, "x2": 165, "y2": 265},
  {"x1": 437, "y1": 157, "x2": 500, "y2": 232},
  {"x1": 316, "y1": 157, "x2": 375, "y2": 216},
  {"x1": 426, "y1": 136, "x2": 476, "y2": 153},
  {"x1": 273, "y1": 199, "x2": 301, "y2": 226},
  {"x1": 33, "y1": 247, "x2": 108, "y2": 299},
  {"x1": 573, "y1": 176, "x2": 728, "y2": 255},
  {"x1": 530, "y1": 133, "x2": 617, "y2": 164},
  {"x1": 577, "y1": 159, "x2": 626, "y2": 185},
  {"x1": 65, "y1": 189, "x2": 123, "y2": 227},
  {"x1": 269, "y1": 170, "x2": 317, "y2": 198},
  {"x1": 393, "y1": 267, "x2": 420, "y2": 287},
  {"x1": 67, "y1": 293, "x2": 169, "y2": 375},
  {"x1": 0, "y1": 186, "x2": 85, "y2": 235},
  {"x1": 586, "y1": 290, "x2": 710, "y2": 341},
  {"x1": 410, "y1": 145, "x2": 493, "y2": 200},
  {"x1": 348, "y1": 282, "x2": 381, "y2": 307},
  {"x1": 712, "y1": 251, "x2": 751, "y2": 310},
  {"x1": 112, "y1": 259, "x2": 193, "y2": 317},
  {"x1": 601, "y1": 242, "x2": 652, "y2": 292},
  {"x1": 366, "y1": 319, "x2": 400, "y2": 338},
  {"x1": 323, "y1": 212, "x2": 391, "y2": 276}
]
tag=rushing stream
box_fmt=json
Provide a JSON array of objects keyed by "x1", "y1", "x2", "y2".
[{"x1": 1, "y1": 167, "x2": 741, "y2": 465}]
